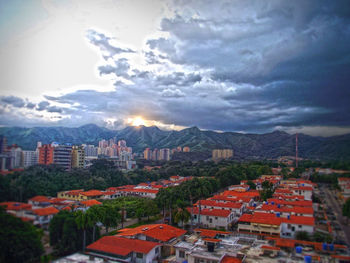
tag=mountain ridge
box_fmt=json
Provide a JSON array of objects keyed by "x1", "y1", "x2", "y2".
[{"x1": 0, "y1": 124, "x2": 349, "y2": 160}]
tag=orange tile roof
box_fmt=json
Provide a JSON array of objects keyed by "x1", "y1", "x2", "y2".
[
  {"x1": 80, "y1": 190, "x2": 103, "y2": 196},
  {"x1": 259, "y1": 204, "x2": 314, "y2": 215},
  {"x1": 267, "y1": 199, "x2": 313, "y2": 207},
  {"x1": 196, "y1": 200, "x2": 243, "y2": 209},
  {"x1": 80, "y1": 199, "x2": 102, "y2": 207},
  {"x1": 239, "y1": 212, "x2": 315, "y2": 226},
  {"x1": 194, "y1": 228, "x2": 230, "y2": 238},
  {"x1": 189, "y1": 207, "x2": 232, "y2": 217},
  {"x1": 29, "y1": 195, "x2": 51, "y2": 203},
  {"x1": 0, "y1": 202, "x2": 32, "y2": 211},
  {"x1": 33, "y1": 206, "x2": 59, "y2": 216},
  {"x1": 220, "y1": 255, "x2": 242, "y2": 263},
  {"x1": 221, "y1": 190, "x2": 260, "y2": 198},
  {"x1": 116, "y1": 224, "x2": 186, "y2": 242},
  {"x1": 87, "y1": 236, "x2": 160, "y2": 256}
]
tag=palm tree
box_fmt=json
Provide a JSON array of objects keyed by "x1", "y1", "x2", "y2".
[
  {"x1": 174, "y1": 208, "x2": 191, "y2": 229},
  {"x1": 75, "y1": 210, "x2": 92, "y2": 252},
  {"x1": 100, "y1": 204, "x2": 121, "y2": 234},
  {"x1": 86, "y1": 206, "x2": 101, "y2": 242}
]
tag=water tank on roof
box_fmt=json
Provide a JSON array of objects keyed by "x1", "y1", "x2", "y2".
[
  {"x1": 277, "y1": 204, "x2": 281, "y2": 208},
  {"x1": 287, "y1": 215, "x2": 290, "y2": 220},
  {"x1": 322, "y1": 243, "x2": 327, "y2": 250},
  {"x1": 253, "y1": 203, "x2": 257, "y2": 207},
  {"x1": 271, "y1": 201, "x2": 275, "y2": 205},
  {"x1": 295, "y1": 246, "x2": 302, "y2": 253},
  {"x1": 304, "y1": 255, "x2": 311, "y2": 263},
  {"x1": 329, "y1": 244, "x2": 334, "y2": 251},
  {"x1": 276, "y1": 212, "x2": 280, "y2": 217}
]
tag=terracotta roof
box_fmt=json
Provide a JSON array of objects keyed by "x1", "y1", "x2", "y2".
[
  {"x1": 102, "y1": 191, "x2": 116, "y2": 195},
  {"x1": 239, "y1": 212, "x2": 283, "y2": 226},
  {"x1": 189, "y1": 207, "x2": 232, "y2": 217},
  {"x1": 220, "y1": 255, "x2": 242, "y2": 263},
  {"x1": 259, "y1": 204, "x2": 314, "y2": 215},
  {"x1": 28, "y1": 195, "x2": 51, "y2": 203},
  {"x1": 116, "y1": 224, "x2": 186, "y2": 242},
  {"x1": 80, "y1": 199, "x2": 102, "y2": 207},
  {"x1": 221, "y1": 190, "x2": 260, "y2": 198},
  {"x1": 196, "y1": 200, "x2": 243, "y2": 209},
  {"x1": 0, "y1": 202, "x2": 32, "y2": 211},
  {"x1": 80, "y1": 190, "x2": 103, "y2": 196},
  {"x1": 87, "y1": 236, "x2": 160, "y2": 256},
  {"x1": 267, "y1": 199, "x2": 313, "y2": 207},
  {"x1": 194, "y1": 228, "x2": 230, "y2": 238},
  {"x1": 33, "y1": 206, "x2": 59, "y2": 216}
]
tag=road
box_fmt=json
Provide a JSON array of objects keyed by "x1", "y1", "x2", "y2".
[{"x1": 323, "y1": 186, "x2": 350, "y2": 247}]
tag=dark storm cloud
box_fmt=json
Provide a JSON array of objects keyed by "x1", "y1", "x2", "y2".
[
  {"x1": 36, "y1": 101, "x2": 50, "y2": 111},
  {"x1": 9, "y1": 1, "x2": 349, "y2": 134},
  {"x1": 0, "y1": 96, "x2": 25, "y2": 108}
]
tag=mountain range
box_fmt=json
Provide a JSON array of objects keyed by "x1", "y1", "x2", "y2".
[{"x1": 1, "y1": 124, "x2": 350, "y2": 160}]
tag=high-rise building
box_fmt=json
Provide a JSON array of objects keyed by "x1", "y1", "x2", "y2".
[
  {"x1": 38, "y1": 144, "x2": 54, "y2": 165},
  {"x1": 143, "y1": 148, "x2": 152, "y2": 160},
  {"x1": 212, "y1": 149, "x2": 234, "y2": 161},
  {"x1": 84, "y1": 145, "x2": 98, "y2": 157},
  {"x1": 176, "y1": 146, "x2": 182, "y2": 152},
  {"x1": 22, "y1": 150, "x2": 38, "y2": 167},
  {"x1": 8, "y1": 145, "x2": 22, "y2": 169},
  {"x1": 118, "y1": 140, "x2": 127, "y2": 147},
  {"x1": 53, "y1": 145, "x2": 72, "y2": 171},
  {"x1": 152, "y1": 148, "x2": 159, "y2": 161},
  {"x1": 0, "y1": 136, "x2": 7, "y2": 154},
  {"x1": 98, "y1": 139, "x2": 108, "y2": 148},
  {"x1": 71, "y1": 145, "x2": 85, "y2": 168},
  {"x1": 183, "y1": 146, "x2": 190, "y2": 152},
  {"x1": 159, "y1": 148, "x2": 170, "y2": 161}
]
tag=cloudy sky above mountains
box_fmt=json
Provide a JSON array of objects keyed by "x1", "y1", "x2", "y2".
[{"x1": 0, "y1": 0, "x2": 350, "y2": 136}]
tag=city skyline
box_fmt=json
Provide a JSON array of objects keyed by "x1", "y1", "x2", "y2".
[{"x1": 0, "y1": 0, "x2": 350, "y2": 137}]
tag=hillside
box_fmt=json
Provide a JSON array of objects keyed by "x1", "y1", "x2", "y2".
[{"x1": 0, "y1": 124, "x2": 350, "y2": 160}]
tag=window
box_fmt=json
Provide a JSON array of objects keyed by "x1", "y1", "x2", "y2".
[
  {"x1": 179, "y1": 251, "x2": 185, "y2": 258},
  {"x1": 299, "y1": 225, "x2": 302, "y2": 228},
  {"x1": 136, "y1": 253, "x2": 143, "y2": 259},
  {"x1": 209, "y1": 218, "x2": 213, "y2": 223},
  {"x1": 155, "y1": 247, "x2": 159, "y2": 254},
  {"x1": 215, "y1": 217, "x2": 218, "y2": 220}
]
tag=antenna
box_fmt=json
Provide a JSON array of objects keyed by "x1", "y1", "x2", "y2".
[{"x1": 295, "y1": 133, "x2": 298, "y2": 168}]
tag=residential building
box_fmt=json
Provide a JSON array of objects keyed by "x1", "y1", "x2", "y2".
[
  {"x1": 86, "y1": 236, "x2": 161, "y2": 263},
  {"x1": 53, "y1": 145, "x2": 72, "y2": 170},
  {"x1": 159, "y1": 148, "x2": 170, "y2": 161},
  {"x1": 8, "y1": 145, "x2": 23, "y2": 168},
  {"x1": 22, "y1": 150, "x2": 38, "y2": 167},
  {"x1": 84, "y1": 144, "x2": 98, "y2": 157},
  {"x1": 0, "y1": 135, "x2": 7, "y2": 154},
  {"x1": 144, "y1": 148, "x2": 152, "y2": 160},
  {"x1": 189, "y1": 207, "x2": 235, "y2": 230},
  {"x1": 71, "y1": 145, "x2": 85, "y2": 168},
  {"x1": 183, "y1": 146, "x2": 190, "y2": 152},
  {"x1": 212, "y1": 149, "x2": 234, "y2": 161},
  {"x1": 38, "y1": 144, "x2": 54, "y2": 165}
]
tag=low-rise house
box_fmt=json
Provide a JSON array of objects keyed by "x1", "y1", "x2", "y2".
[
  {"x1": 86, "y1": 236, "x2": 161, "y2": 263},
  {"x1": 28, "y1": 206, "x2": 59, "y2": 226},
  {"x1": 189, "y1": 207, "x2": 235, "y2": 230},
  {"x1": 28, "y1": 195, "x2": 52, "y2": 208},
  {"x1": 117, "y1": 224, "x2": 186, "y2": 257},
  {"x1": 0, "y1": 201, "x2": 32, "y2": 218},
  {"x1": 195, "y1": 200, "x2": 244, "y2": 219},
  {"x1": 257, "y1": 204, "x2": 314, "y2": 217}
]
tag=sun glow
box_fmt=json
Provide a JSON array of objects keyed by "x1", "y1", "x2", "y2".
[{"x1": 128, "y1": 116, "x2": 146, "y2": 126}]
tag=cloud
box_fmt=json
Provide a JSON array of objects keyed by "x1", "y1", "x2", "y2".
[
  {"x1": 36, "y1": 101, "x2": 50, "y2": 111},
  {"x1": 0, "y1": 96, "x2": 25, "y2": 108},
  {"x1": 161, "y1": 88, "x2": 186, "y2": 98},
  {"x1": 86, "y1": 29, "x2": 135, "y2": 59}
]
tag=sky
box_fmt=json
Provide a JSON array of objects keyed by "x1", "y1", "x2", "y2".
[{"x1": 0, "y1": 0, "x2": 350, "y2": 136}]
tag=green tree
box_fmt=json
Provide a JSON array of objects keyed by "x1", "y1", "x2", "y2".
[
  {"x1": 260, "y1": 181, "x2": 274, "y2": 201},
  {"x1": 99, "y1": 204, "x2": 120, "y2": 233},
  {"x1": 247, "y1": 180, "x2": 256, "y2": 190},
  {"x1": 75, "y1": 210, "x2": 92, "y2": 252},
  {"x1": 295, "y1": 231, "x2": 310, "y2": 241},
  {"x1": 343, "y1": 198, "x2": 350, "y2": 219},
  {"x1": 0, "y1": 207, "x2": 43, "y2": 263}
]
